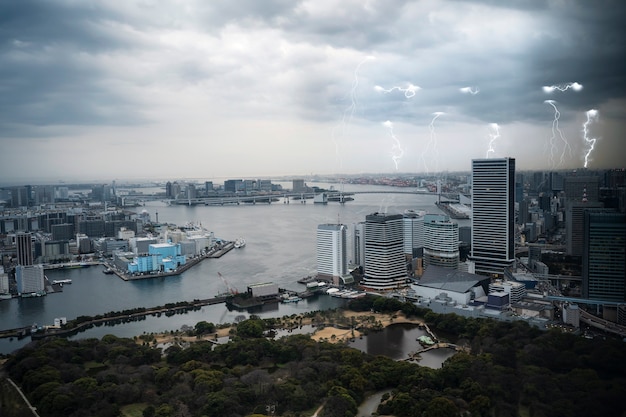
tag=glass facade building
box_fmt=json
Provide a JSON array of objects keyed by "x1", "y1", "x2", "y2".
[
  {"x1": 470, "y1": 157, "x2": 516, "y2": 277},
  {"x1": 582, "y1": 211, "x2": 626, "y2": 302}
]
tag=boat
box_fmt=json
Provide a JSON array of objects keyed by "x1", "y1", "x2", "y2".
[
  {"x1": 103, "y1": 268, "x2": 114, "y2": 275},
  {"x1": 234, "y1": 237, "x2": 246, "y2": 249},
  {"x1": 282, "y1": 295, "x2": 302, "y2": 303},
  {"x1": 52, "y1": 279, "x2": 72, "y2": 285}
]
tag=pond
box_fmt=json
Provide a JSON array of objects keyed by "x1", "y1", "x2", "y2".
[{"x1": 348, "y1": 322, "x2": 456, "y2": 368}]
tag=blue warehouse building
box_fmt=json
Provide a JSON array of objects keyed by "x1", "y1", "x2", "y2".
[{"x1": 128, "y1": 243, "x2": 186, "y2": 274}]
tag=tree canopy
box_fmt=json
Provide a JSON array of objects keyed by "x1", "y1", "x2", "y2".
[{"x1": 2, "y1": 306, "x2": 626, "y2": 417}]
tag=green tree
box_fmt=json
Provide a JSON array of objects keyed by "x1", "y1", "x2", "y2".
[
  {"x1": 236, "y1": 318, "x2": 265, "y2": 338},
  {"x1": 422, "y1": 397, "x2": 459, "y2": 417},
  {"x1": 194, "y1": 320, "x2": 216, "y2": 335}
]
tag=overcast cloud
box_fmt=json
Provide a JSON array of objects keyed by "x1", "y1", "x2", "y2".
[{"x1": 1, "y1": 0, "x2": 625, "y2": 183}]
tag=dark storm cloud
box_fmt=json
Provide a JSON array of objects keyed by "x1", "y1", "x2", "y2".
[
  {"x1": 0, "y1": 0, "x2": 623, "y2": 179},
  {"x1": 526, "y1": 1, "x2": 626, "y2": 114},
  {"x1": 0, "y1": 1, "x2": 134, "y2": 51},
  {"x1": 0, "y1": 1, "x2": 147, "y2": 135}
]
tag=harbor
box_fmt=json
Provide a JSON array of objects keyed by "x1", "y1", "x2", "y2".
[{"x1": 0, "y1": 184, "x2": 445, "y2": 354}]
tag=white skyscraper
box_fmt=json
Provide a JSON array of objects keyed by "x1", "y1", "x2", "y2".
[
  {"x1": 403, "y1": 210, "x2": 424, "y2": 260},
  {"x1": 316, "y1": 224, "x2": 348, "y2": 284},
  {"x1": 352, "y1": 222, "x2": 365, "y2": 268},
  {"x1": 423, "y1": 214, "x2": 459, "y2": 270},
  {"x1": 470, "y1": 157, "x2": 516, "y2": 277},
  {"x1": 361, "y1": 213, "x2": 408, "y2": 290}
]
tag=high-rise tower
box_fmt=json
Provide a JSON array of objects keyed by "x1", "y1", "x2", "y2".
[
  {"x1": 582, "y1": 211, "x2": 626, "y2": 302},
  {"x1": 470, "y1": 157, "x2": 515, "y2": 277},
  {"x1": 16, "y1": 232, "x2": 34, "y2": 266},
  {"x1": 361, "y1": 213, "x2": 407, "y2": 290},
  {"x1": 316, "y1": 224, "x2": 348, "y2": 284},
  {"x1": 403, "y1": 210, "x2": 424, "y2": 261},
  {"x1": 423, "y1": 214, "x2": 459, "y2": 270}
]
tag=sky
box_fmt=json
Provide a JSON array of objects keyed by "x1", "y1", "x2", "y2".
[{"x1": 1, "y1": 0, "x2": 625, "y2": 184}]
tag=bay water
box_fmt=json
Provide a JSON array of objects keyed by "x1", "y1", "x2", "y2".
[{"x1": 0, "y1": 183, "x2": 458, "y2": 356}]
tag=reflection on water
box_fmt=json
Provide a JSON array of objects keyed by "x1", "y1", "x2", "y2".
[{"x1": 348, "y1": 323, "x2": 456, "y2": 368}]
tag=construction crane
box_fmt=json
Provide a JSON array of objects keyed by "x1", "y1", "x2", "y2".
[{"x1": 217, "y1": 272, "x2": 238, "y2": 295}]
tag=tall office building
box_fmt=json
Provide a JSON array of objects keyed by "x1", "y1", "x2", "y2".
[
  {"x1": 16, "y1": 232, "x2": 34, "y2": 266},
  {"x1": 582, "y1": 211, "x2": 626, "y2": 302},
  {"x1": 403, "y1": 210, "x2": 424, "y2": 261},
  {"x1": 10, "y1": 187, "x2": 30, "y2": 208},
  {"x1": 470, "y1": 157, "x2": 516, "y2": 277},
  {"x1": 316, "y1": 224, "x2": 348, "y2": 284},
  {"x1": 423, "y1": 214, "x2": 459, "y2": 270},
  {"x1": 565, "y1": 201, "x2": 604, "y2": 256},
  {"x1": 361, "y1": 213, "x2": 407, "y2": 290},
  {"x1": 564, "y1": 175, "x2": 600, "y2": 203},
  {"x1": 352, "y1": 222, "x2": 365, "y2": 267}
]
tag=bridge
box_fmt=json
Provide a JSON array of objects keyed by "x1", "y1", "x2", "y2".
[{"x1": 166, "y1": 189, "x2": 460, "y2": 206}]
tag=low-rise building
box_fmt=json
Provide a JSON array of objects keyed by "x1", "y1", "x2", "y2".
[
  {"x1": 562, "y1": 303, "x2": 580, "y2": 327},
  {"x1": 248, "y1": 282, "x2": 279, "y2": 300},
  {"x1": 489, "y1": 279, "x2": 526, "y2": 303},
  {"x1": 15, "y1": 265, "x2": 45, "y2": 295},
  {"x1": 412, "y1": 265, "x2": 489, "y2": 306}
]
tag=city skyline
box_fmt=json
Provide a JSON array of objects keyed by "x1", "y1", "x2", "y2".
[{"x1": 1, "y1": 1, "x2": 625, "y2": 183}]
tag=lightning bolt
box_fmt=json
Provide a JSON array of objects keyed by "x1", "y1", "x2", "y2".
[
  {"x1": 419, "y1": 112, "x2": 444, "y2": 175},
  {"x1": 332, "y1": 55, "x2": 375, "y2": 170},
  {"x1": 459, "y1": 86, "x2": 479, "y2": 95},
  {"x1": 541, "y1": 82, "x2": 582, "y2": 168},
  {"x1": 383, "y1": 120, "x2": 404, "y2": 170},
  {"x1": 542, "y1": 82, "x2": 583, "y2": 93},
  {"x1": 544, "y1": 100, "x2": 572, "y2": 169},
  {"x1": 374, "y1": 83, "x2": 421, "y2": 98},
  {"x1": 486, "y1": 123, "x2": 500, "y2": 158},
  {"x1": 582, "y1": 109, "x2": 598, "y2": 168}
]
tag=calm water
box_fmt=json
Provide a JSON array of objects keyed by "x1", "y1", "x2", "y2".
[
  {"x1": 348, "y1": 323, "x2": 456, "y2": 367},
  {"x1": 0, "y1": 183, "x2": 454, "y2": 354}
]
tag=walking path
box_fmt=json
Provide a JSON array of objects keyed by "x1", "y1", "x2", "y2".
[{"x1": 6, "y1": 377, "x2": 41, "y2": 417}]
